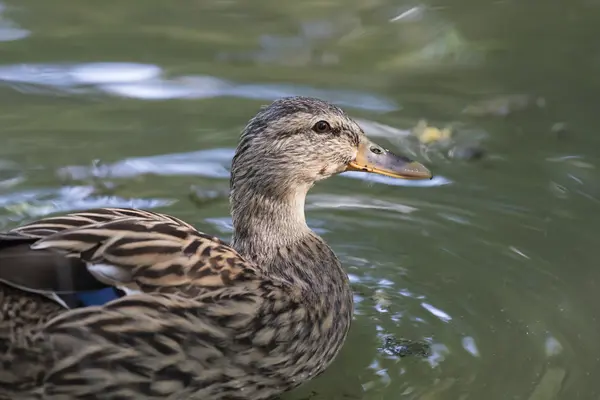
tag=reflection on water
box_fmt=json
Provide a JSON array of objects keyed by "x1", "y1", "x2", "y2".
[
  {"x1": 1, "y1": 0, "x2": 600, "y2": 399},
  {"x1": 0, "y1": 62, "x2": 398, "y2": 111}
]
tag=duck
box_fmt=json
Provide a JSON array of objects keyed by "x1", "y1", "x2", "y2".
[{"x1": 0, "y1": 96, "x2": 432, "y2": 400}]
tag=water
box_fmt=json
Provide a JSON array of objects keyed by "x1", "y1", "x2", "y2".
[{"x1": 1, "y1": 0, "x2": 599, "y2": 398}]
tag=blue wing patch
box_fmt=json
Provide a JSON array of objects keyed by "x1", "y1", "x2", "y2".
[
  {"x1": 58, "y1": 287, "x2": 125, "y2": 308},
  {"x1": 75, "y1": 287, "x2": 123, "y2": 306}
]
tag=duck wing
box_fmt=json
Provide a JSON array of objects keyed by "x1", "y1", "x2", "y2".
[
  {"x1": 0, "y1": 209, "x2": 307, "y2": 400},
  {"x1": 0, "y1": 207, "x2": 256, "y2": 307}
]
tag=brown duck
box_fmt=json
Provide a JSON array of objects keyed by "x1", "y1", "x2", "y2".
[{"x1": 0, "y1": 96, "x2": 432, "y2": 399}]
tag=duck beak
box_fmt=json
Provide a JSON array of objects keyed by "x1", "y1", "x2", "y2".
[{"x1": 345, "y1": 140, "x2": 433, "y2": 180}]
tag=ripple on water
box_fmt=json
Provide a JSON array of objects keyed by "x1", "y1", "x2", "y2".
[
  {"x1": 307, "y1": 194, "x2": 419, "y2": 214},
  {"x1": 341, "y1": 247, "x2": 494, "y2": 398},
  {"x1": 58, "y1": 148, "x2": 451, "y2": 189},
  {"x1": 0, "y1": 61, "x2": 398, "y2": 112},
  {"x1": 342, "y1": 171, "x2": 451, "y2": 187},
  {"x1": 0, "y1": 159, "x2": 25, "y2": 190},
  {"x1": 0, "y1": 62, "x2": 160, "y2": 88},
  {"x1": 420, "y1": 302, "x2": 452, "y2": 323},
  {"x1": 57, "y1": 149, "x2": 235, "y2": 181},
  {"x1": 0, "y1": 3, "x2": 29, "y2": 42},
  {"x1": 69, "y1": 63, "x2": 162, "y2": 84},
  {"x1": 0, "y1": 185, "x2": 173, "y2": 227}
]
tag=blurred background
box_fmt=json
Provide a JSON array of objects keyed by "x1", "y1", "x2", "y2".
[{"x1": 0, "y1": 0, "x2": 599, "y2": 398}]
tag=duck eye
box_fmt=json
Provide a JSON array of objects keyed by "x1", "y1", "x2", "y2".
[{"x1": 313, "y1": 120, "x2": 331, "y2": 133}]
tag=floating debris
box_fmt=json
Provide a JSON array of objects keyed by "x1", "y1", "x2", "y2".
[
  {"x1": 379, "y1": 335, "x2": 431, "y2": 358},
  {"x1": 410, "y1": 120, "x2": 487, "y2": 162},
  {"x1": 372, "y1": 289, "x2": 392, "y2": 312},
  {"x1": 413, "y1": 120, "x2": 453, "y2": 145},
  {"x1": 549, "y1": 181, "x2": 569, "y2": 198},
  {"x1": 448, "y1": 145, "x2": 486, "y2": 161}
]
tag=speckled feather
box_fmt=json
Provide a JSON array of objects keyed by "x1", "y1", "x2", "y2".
[
  {"x1": 0, "y1": 97, "x2": 364, "y2": 400},
  {"x1": 0, "y1": 207, "x2": 351, "y2": 400}
]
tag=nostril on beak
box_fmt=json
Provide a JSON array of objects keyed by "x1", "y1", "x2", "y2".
[{"x1": 369, "y1": 146, "x2": 383, "y2": 155}]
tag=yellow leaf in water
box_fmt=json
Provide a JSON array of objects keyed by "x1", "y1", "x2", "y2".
[{"x1": 418, "y1": 127, "x2": 452, "y2": 144}]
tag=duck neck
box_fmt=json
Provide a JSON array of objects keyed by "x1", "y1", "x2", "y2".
[
  {"x1": 229, "y1": 172, "x2": 353, "y2": 344},
  {"x1": 230, "y1": 184, "x2": 351, "y2": 302},
  {"x1": 230, "y1": 182, "x2": 312, "y2": 266}
]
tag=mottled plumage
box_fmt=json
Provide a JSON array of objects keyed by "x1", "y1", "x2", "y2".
[{"x1": 0, "y1": 97, "x2": 432, "y2": 399}]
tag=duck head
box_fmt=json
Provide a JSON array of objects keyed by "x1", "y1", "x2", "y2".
[{"x1": 229, "y1": 97, "x2": 432, "y2": 257}]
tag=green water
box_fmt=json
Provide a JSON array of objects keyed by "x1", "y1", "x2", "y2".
[{"x1": 0, "y1": 0, "x2": 599, "y2": 398}]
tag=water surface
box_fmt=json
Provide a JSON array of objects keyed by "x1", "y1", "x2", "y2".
[{"x1": 1, "y1": 0, "x2": 599, "y2": 399}]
